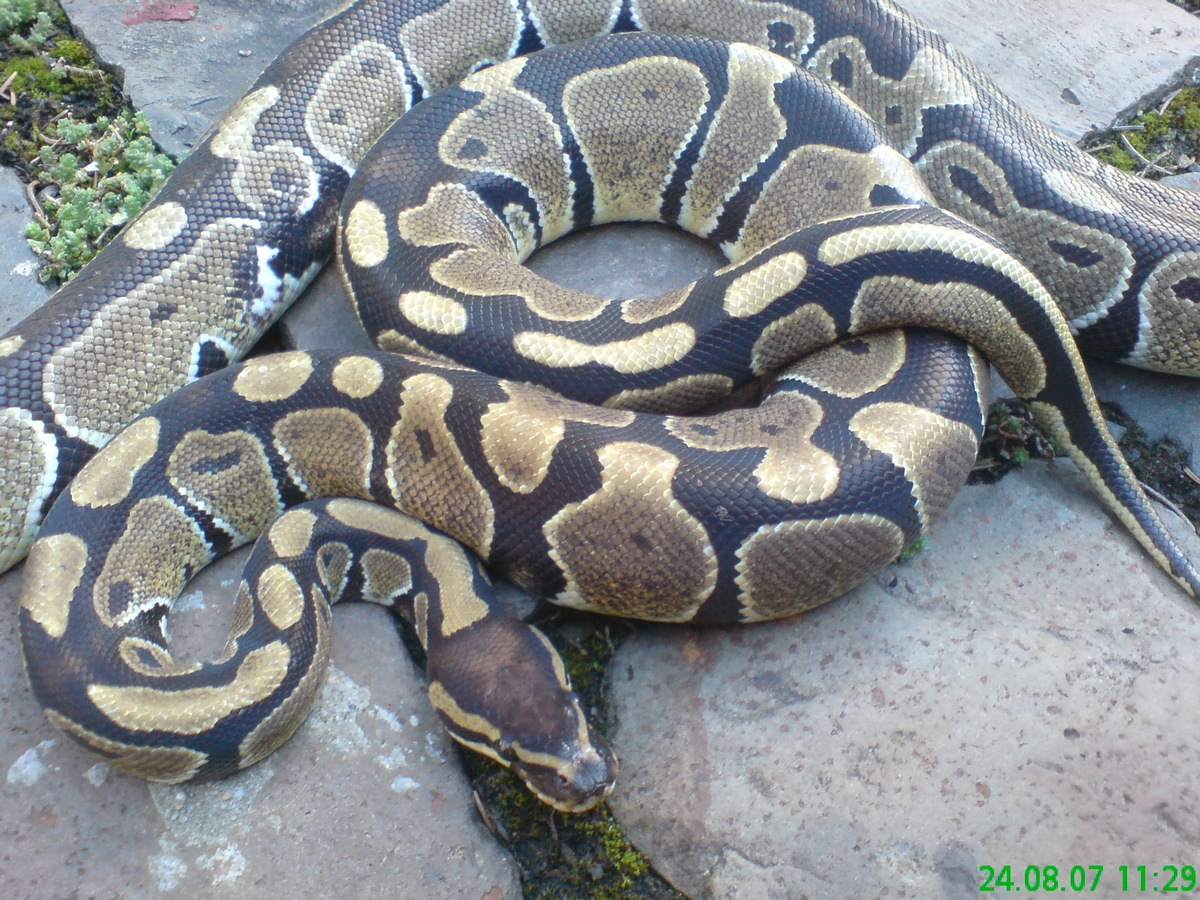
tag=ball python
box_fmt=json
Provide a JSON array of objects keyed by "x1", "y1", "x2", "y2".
[{"x1": 7, "y1": 2, "x2": 1200, "y2": 811}]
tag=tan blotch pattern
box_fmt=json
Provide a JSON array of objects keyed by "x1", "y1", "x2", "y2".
[
  {"x1": 412, "y1": 591, "x2": 431, "y2": 651},
  {"x1": 603, "y1": 372, "x2": 736, "y2": 413},
  {"x1": 0, "y1": 334, "x2": 25, "y2": 356},
  {"x1": 678, "y1": 42, "x2": 794, "y2": 237},
  {"x1": 257, "y1": 564, "x2": 307, "y2": 630},
  {"x1": 818, "y1": 211, "x2": 1049, "y2": 308},
  {"x1": 331, "y1": 355, "x2": 385, "y2": 399},
  {"x1": 123, "y1": 202, "x2": 189, "y2": 251},
  {"x1": 528, "y1": 0, "x2": 621, "y2": 44},
  {"x1": 20, "y1": 533, "x2": 89, "y2": 639},
  {"x1": 230, "y1": 144, "x2": 320, "y2": 219},
  {"x1": 731, "y1": 145, "x2": 926, "y2": 261},
  {"x1": 750, "y1": 303, "x2": 838, "y2": 375},
  {"x1": 427, "y1": 680, "x2": 501, "y2": 745},
  {"x1": 426, "y1": 542, "x2": 490, "y2": 636},
  {"x1": 92, "y1": 497, "x2": 209, "y2": 629},
  {"x1": 564, "y1": 55, "x2": 709, "y2": 223},
  {"x1": 233, "y1": 353, "x2": 315, "y2": 403},
  {"x1": 374, "y1": 330, "x2": 458, "y2": 363},
  {"x1": 514, "y1": 323, "x2": 696, "y2": 373},
  {"x1": 343, "y1": 199, "x2": 390, "y2": 268},
  {"x1": 443, "y1": 63, "x2": 574, "y2": 243},
  {"x1": 359, "y1": 548, "x2": 414, "y2": 603},
  {"x1": 807, "y1": 39, "x2": 979, "y2": 156},
  {"x1": 236, "y1": 598, "x2": 329, "y2": 770},
  {"x1": 273, "y1": 408, "x2": 374, "y2": 499},
  {"x1": 224, "y1": 586, "x2": 257, "y2": 657},
  {"x1": 398, "y1": 0, "x2": 522, "y2": 93},
  {"x1": 394, "y1": 182, "x2": 517, "y2": 255},
  {"x1": 1135, "y1": 251, "x2": 1200, "y2": 375},
  {"x1": 850, "y1": 402, "x2": 980, "y2": 528},
  {"x1": 70, "y1": 416, "x2": 160, "y2": 509},
  {"x1": 398, "y1": 291, "x2": 469, "y2": 335},
  {"x1": 480, "y1": 383, "x2": 634, "y2": 493},
  {"x1": 429, "y1": 249, "x2": 610, "y2": 322},
  {"x1": 166, "y1": 429, "x2": 279, "y2": 541},
  {"x1": 620, "y1": 284, "x2": 693, "y2": 325},
  {"x1": 501, "y1": 202, "x2": 540, "y2": 261},
  {"x1": 88, "y1": 642, "x2": 291, "y2": 735},
  {"x1": 305, "y1": 40, "x2": 410, "y2": 173},
  {"x1": 735, "y1": 514, "x2": 905, "y2": 620},
  {"x1": 118, "y1": 637, "x2": 200, "y2": 679},
  {"x1": 1027, "y1": 401, "x2": 1162, "y2": 576},
  {"x1": 386, "y1": 374, "x2": 495, "y2": 554},
  {"x1": 633, "y1": 0, "x2": 816, "y2": 61},
  {"x1": 916, "y1": 142, "x2": 1134, "y2": 324},
  {"x1": 848, "y1": 275, "x2": 1046, "y2": 397},
  {"x1": 327, "y1": 496, "x2": 430, "y2": 540},
  {"x1": 46, "y1": 709, "x2": 207, "y2": 782},
  {"x1": 669, "y1": 392, "x2": 839, "y2": 504},
  {"x1": 316, "y1": 541, "x2": 353, "y2": 598},
  {"x1": 544, "y1": 442, "x2": 716, "y2": 620},
  {"x1": 1041, "y1": 167, "x2": 1126, "y2": 217},
  {"x1": 45, "y1": 221, "x2": 267, "y2": 445},
  {"x1": 0, "y1": 410, "x2": 53, "y2": 571},
  {"x1": 781, "y1": 330, "x2": 908, "y2": 398},
  {"x1": 210, "y1": 86, "x2": 280, "y2": 160}
]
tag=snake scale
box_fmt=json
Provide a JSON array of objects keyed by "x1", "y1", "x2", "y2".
[{"x1": 7, "y1": 0, "x2": 1200, "y2": 810}]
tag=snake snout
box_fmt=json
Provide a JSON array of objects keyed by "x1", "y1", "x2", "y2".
[{"x1": 517, "y1": 733, "x2": 619, "y2": 813}]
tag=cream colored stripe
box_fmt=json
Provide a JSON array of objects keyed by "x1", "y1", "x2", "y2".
[
  {"x1": 513, "y1": 324, "x2": 695, "y2": 373},
  {"x1": 88, "y1": 643, "x2": 291, "y2": 734},
  {"x1": 817, "y1": 220, "x2": 1046, "y2": 302}
]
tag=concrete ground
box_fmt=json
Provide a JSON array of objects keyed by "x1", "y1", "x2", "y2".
[{"x1": 3, "y1": 0, "x2": 1200, "y2": 897}]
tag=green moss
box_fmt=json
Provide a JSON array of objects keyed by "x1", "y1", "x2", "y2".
[
  {"x1": 0, "y1": 0, "x2": 173, "y2": 282},
  {"x1": 1090, "y1": 85, "x2": 1200, "y2": 175},
  {"x1": 0, "y1": 24, "x2": 111, "y2": 104},
  {"x1": 581, "y1": 816, "x2": 652, "y2": 886},
  {"x1": 50, "y1": 36, "x2": 91, "y2": 66},
  {"x1": 462, "y1": 611, "x2": 680, "y2": 898},
  {"x1": 970, "y1": 399, "x2": 1058, "y2": 485},
  {"x1": 468, "y1": 755, "x2": 676, "y2": 900},
  {"x1": 1, "y1": 54, "x2": 68, "y2": 97},
  {"x1": 896, "y1": 536, "x2": 928, "y2": 563}
]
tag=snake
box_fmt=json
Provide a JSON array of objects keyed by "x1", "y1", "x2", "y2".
[{"x1": 8, "y1": 1, "x2": 1200, "y2": 812}]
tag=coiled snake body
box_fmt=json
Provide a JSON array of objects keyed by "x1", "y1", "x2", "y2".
[{"x1": 8, "y1": 2, "x2": 1200, "y2": 809}]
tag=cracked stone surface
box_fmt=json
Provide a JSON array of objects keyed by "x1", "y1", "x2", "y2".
[
  {"x1": 0, "y1": 168, "x2": 51, "y2": 332},
  {"x1": 0, "y1": 546, "x2": 521, "y2": 898},
  {"x1": 609, "y1": 464, "x2": 1200, "y2": 898},
  {"x1": 2, "y1": 1, "x2": 1200, "y2": 897}
]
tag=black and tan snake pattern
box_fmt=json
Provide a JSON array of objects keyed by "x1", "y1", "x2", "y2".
[{"x1": 7, "y1": 1, "x2": 1200, "y2": 810}]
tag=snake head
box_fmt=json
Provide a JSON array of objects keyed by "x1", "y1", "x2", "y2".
[
  {"x1": 424, "y1": 609, "x2": 621, "y2": 811},
  {"x1": 507, "y1": 725, "x2": 618, "y2": 813}
]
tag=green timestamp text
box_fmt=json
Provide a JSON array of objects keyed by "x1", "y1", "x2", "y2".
[{"x1": 979, "y1": 864, "x2": 1197, "y2": 893}]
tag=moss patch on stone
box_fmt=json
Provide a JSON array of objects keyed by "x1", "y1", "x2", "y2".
[
  {"x1": 464, "y1": 611, "x2": 682, "y2": 899},
  {"x1": 0, "y1": 0, "x2": 173, "y2": 282},
  {"x1": 1086, "y1": 85, "x2": 1200, "y2": 176}
]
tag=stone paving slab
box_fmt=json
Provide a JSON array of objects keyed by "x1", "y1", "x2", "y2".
[
  {"x1": 0, "y1": 548, "x2": 521, "y2": 898},
  {"x1": 60, "y1": 0, "x2": 334, "y2": 159},
  {"x1": 61, "y1": 0, "x2": 1200, "y2": 157},
  {"x1": 0, "y1": 168, "x2": 51, "y2": 333},
  {"x1": 2, "y1": 1, "x2": 1200, "y2": 898},
  {"x1": 609, "y1": 464, "x2": 1200, "y2": 898},
  {"x1": 912, "y1": 0, "x2": 1200, "y2": 140}
]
